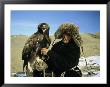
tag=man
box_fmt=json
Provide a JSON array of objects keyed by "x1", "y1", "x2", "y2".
[
  {"x1": 41, "y1": 23, "x2": 83, "y2": 77},
  {"x1": 22, "y1": 23, "x2": 51, "y2": 77}
]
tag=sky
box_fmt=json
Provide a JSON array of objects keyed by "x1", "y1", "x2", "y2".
[{"x1": 11, "y1": 10, "x2": 100, "y2": 36}]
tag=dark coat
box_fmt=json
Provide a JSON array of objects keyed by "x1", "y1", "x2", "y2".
[{"x1": 46, "y1": 39, "x2": 80, "y2": 75}]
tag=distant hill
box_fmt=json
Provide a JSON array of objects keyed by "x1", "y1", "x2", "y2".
[{"x1": 87, "y1": 32, "x2": 100, "y2": 39}]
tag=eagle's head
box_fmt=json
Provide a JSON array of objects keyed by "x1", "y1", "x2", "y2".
[{"x1": 38, "y1": 23, "x2": 50, "y2": 35}]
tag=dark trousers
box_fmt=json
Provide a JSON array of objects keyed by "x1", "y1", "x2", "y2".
[
  {"x1": 33, "y1": 70, "x2": 43, "y2": 77},
  {"x1": 64, "y1": 67, "x2": 82, "y2": 77}
]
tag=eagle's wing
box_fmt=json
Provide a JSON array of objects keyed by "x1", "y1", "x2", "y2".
[
  {"x1": 22, "y1": 33, "x2": 44, "y2": 60},
  {"x1": 22, "y1": 33, "x2": 44, "y2": 71},
  {"x1": 22, "y1": 32, "x2": 52, "y2": 73}
]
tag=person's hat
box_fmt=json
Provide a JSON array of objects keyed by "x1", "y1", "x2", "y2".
[{"x1": 54, "y1": 23, "x2": 83, "y2": 47}]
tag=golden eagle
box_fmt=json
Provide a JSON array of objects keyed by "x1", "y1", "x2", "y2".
[{"x1": 22, "y1": 23, "x2": 51, "y2": 76}]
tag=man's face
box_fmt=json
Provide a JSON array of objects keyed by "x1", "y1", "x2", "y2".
[{"x1": 62, "y1": 34, "x2": 71, "y2": 44}]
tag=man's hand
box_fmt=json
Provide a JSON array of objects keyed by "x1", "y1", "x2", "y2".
[{"x1": 41, "y1": 48, "x2": 49, "y2": 55}]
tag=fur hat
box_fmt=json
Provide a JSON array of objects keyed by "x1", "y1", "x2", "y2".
[{"x1": 54, "y1": 23, "x2": 83, "y2": 47}]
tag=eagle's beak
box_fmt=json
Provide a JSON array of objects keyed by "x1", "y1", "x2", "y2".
[{"x1": 42, "y1": 29, "x2": 47, "y2": 33}]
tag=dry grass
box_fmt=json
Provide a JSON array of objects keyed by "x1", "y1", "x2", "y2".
[
  {"x1": 81, "y1": 33, "x2": 100, "y2": 57},
  {"x1": 11, "y1": 33, "x2": 100, "y2": 73},
  {"x1": 11, "y1": 35, "x2": 28, "y2": 73}
]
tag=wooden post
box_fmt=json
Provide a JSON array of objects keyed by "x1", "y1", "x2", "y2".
[
  {"x1": 52, "y1": 71, "x2": 54, "y2": 77},
  {"x1": 43, "y1": 69, "x2": 45, "y2": 77}
]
